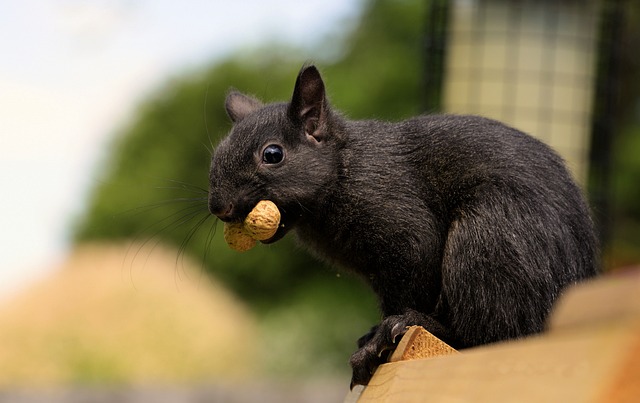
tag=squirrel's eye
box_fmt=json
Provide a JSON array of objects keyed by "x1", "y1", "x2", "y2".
[{"x1": 262, "y1": 144, "x2": 284, "y2": 164}]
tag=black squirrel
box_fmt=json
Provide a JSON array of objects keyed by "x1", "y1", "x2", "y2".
[{"x1": 208, "y1": 65, "x2": 599, "y2": 386}]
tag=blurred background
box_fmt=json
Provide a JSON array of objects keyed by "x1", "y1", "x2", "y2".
[{"x1": 1, "y1": 0, "x2": 639, "y2": 401}]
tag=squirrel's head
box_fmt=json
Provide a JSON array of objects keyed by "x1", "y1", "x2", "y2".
[{"x1": 208, "y1": 65, "x2": 341, "y2": 243}]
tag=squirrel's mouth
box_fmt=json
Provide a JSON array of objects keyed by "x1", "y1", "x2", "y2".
[{"x1": 260, "y1": 225, "x2": 289, "y2": 244}]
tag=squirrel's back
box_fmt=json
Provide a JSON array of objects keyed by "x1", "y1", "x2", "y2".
[{"x1": 298, "y1": 112, "x2": 598, "y2": 315}]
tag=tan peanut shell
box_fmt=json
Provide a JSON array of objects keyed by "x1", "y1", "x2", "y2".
[
  {"x1": 223, "y1": 222, "x2": 256, "y2": 252},
  {"x1": 243, "y1": 200, "x2": 281, "y2": 241}
]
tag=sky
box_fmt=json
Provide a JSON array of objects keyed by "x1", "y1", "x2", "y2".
[{"x1": 0, "y1": 0, "x2": 361, "y2": 298}]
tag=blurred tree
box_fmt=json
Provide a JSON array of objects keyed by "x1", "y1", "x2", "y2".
[
  {"x1": 74, "y1": 0, "x2": 428, "y2": 375},
  {"x1": 325, "y1": 0, "x2": 427, "y2": 119}
]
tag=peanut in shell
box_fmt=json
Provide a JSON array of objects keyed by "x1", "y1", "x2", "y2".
[
  {"x1": 243, "y1": 200, "x2": 281, "y2": 241},
  {"x1": 223, "y1": 222, "x2": 256, "y2": 252},
  {"x1": 222, "y1": 200, "x2": 281, "y2": 252}
]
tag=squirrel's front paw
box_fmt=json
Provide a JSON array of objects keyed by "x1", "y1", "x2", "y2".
[
  {"x1": 349, "y1": 309, "x2": 452, "y2": 388},
  {"x1": 349, "y1": 314, "x2": 412, "y2": 388}
]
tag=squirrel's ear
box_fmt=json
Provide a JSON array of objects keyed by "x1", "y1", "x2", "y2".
[
  {"x1": 289, "y1": 65, "x2": 327, "y2": 142},
  {"x1": 225, "y1": 90, "x2": 262, "y2": 122}
]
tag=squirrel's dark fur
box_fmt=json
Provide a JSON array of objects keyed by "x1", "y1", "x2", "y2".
[{"x1": 208, "y1": 65, "x2": 599, "y2": 386}]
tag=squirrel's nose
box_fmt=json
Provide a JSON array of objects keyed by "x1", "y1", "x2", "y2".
[{"x1": 208, "y1": 198, "x2": 235, "y2": 222}]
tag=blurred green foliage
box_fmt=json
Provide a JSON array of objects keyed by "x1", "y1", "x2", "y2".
[
  {"x1": 74, "y1": 0, "x2": 428, "y2": 376},
  {"x1": 583, "y1": 0, "x2": 640, "y2": 270},
  {"x1": 611, "y1": 125, "x2": 640, "y2": 267}
]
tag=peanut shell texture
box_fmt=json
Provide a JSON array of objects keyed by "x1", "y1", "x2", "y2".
[
  {"x1": 223, "y1": 222, "x2": 256, "y2": 252},
  {"x1": 244, "y1": 200, "x2": 281, "y2": 241}
]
